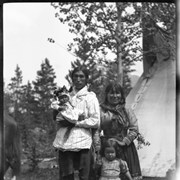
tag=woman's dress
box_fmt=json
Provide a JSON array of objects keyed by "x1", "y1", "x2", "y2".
[{"x1": 100, "y1": 104, "x2": 142, "y2": 180}]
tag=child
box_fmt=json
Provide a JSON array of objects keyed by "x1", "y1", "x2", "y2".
[
  {"x1": 51, "y1": 86, "x2": 84, "y2": 142},
  {"x1": 96, "y1": 139, "x2": 133, "y2": 180},
  {"x1": 51, "y1": 85, "x2": 84, "y2": 123}
]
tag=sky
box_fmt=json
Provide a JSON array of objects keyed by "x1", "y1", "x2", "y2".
[{"x1": 3, "y1": 2, "x2": 143, "y2": 88}]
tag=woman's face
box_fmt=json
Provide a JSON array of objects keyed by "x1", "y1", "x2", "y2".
[
  {"x1": 107, "y1": 90, "x2": 122, "y2": 106},
  {"x1": 104, "y1": 147, "x2": 116, "y2": 161},
  {"x1": 72, "y1": 70, "x2": 87, "y2": 91}
]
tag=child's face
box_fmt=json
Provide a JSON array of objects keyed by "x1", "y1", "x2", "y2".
[
  {"x1": 58, "y1": 94, "x2": 69, "y2": 104},
  {"x1": 104, "y1": 147, "x2": 116, "y2": 161}
]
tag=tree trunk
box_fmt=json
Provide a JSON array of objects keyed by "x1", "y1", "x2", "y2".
[{"x1": 116, "y1": 3, "x2": 123, "y2": 85}]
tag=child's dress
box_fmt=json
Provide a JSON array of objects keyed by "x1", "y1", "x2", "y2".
[
  {"x1": 99, "y1": 157, "x2": 129, "y2": 180},
  {"x1": 51, "y1": 98, "x2": 83, "y2": 123}
]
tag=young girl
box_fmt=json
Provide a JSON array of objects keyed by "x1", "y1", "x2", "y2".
[{"x1": 96, "y1": 139, "x2": 132, "y2": 180}]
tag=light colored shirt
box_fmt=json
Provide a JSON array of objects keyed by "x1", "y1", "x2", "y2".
[{"x1": 53, "y1": 86, "x2": 100, "y2": 151}]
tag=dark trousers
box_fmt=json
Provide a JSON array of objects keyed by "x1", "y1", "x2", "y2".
[{"x1": 58, "y1": 149, "x2": 91, "y2": 180}]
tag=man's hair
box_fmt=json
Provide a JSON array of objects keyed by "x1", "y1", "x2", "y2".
[{"x1": 71, "y1": 66, "x2": 89, "y2": 80}]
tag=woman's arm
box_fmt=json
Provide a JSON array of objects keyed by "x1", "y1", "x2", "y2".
[
  {"x1": 122, "y1": 107, "x2": 139, "y2": 145},
  {"x1": 100, "y1": 109, "x2": 113, "y2": 131}
]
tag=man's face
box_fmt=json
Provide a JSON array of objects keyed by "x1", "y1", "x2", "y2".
[{"x1": 72, "y1": 70, "x2": 86, "y2": 91}]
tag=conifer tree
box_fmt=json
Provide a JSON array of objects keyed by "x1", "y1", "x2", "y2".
[
  {"x1": 7, "y1": 64, "x2": 23, "y2": 121},
  {"x1": 32, "y1": 58, "x2": 57, "y2": 131}
]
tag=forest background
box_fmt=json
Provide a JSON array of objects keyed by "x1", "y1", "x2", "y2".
[{"x1": 3, "y1": 2, "x2": 176, "y2": 179}]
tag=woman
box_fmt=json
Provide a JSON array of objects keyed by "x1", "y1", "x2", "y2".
[
  {"x1": 100, "y1": 82, "x2": 142, "y2": 180},
  {"x1": 53, "y1": 66, "x2": 100, "y2": 180}
]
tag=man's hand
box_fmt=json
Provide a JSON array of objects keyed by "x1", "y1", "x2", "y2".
[{"x1": 78, "y1": 113, "x2": 85, "y2": 121}]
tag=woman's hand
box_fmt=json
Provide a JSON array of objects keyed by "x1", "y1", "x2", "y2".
[
  {"x1": 116, "y1": 141, "x2": 126, "y2": 146},
  {"x1": 109, "y1": 138, "x2": 126, "y2": 146}
]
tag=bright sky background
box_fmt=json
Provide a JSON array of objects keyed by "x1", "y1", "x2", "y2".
[{"x1": 3, "y1": 2, "x2": 143, "y2": 88}]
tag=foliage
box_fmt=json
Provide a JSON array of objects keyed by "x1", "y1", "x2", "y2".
[
  {"x1": 3, "y1": 3, "x2": 176, "y2": 170},
  {"x1": 51, "y1": 2, "x2": 176, "y2": 97},
  {"x1": 32, "y1": 58, "x2": 57, "y2": 130},
  {"x1": 136, "y1": 133, "x2": 151, "y2": 150},
  {"x1": 51, "y1": 2, "x2": 142, "y2": 58},
  {"x1": 4, "y1": 59, "x2": 58, "y2": 169},
  {"x1": 3, "y1": 90, "x2": 12, "y2": 112},
  {"x1": 51, "y1": 2, "x2": 144, "y2": 97},
  {"x1": 30, "y1": 58, "x2": 57, "y2": 162},
  {"x1": 141, "y1": 2, "x2": 176, "y2": 33},
  {"x1": 26, "y1": 127, "x2": 55, "y2": 171},
  {"x1": 7, "y1": 65, "x2": 23, "y2": 121}
]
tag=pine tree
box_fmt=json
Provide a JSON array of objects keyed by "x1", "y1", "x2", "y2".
[
  {"x1": 30, "y1": 58, "x2": 58, "y2": 160},
  {"x1": 19, "y1": 81, "x2": 37, "y2": 150},
  {"x1": 7, "y1": 64, "x2": 23, "y2": 121},
  {"x1": 32, "y1": 58, "x2": 57, "y2": 131}
]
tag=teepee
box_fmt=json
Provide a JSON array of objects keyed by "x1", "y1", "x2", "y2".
[{"x1": 126, "y1": 20, "x2": 176, "y2": 177}]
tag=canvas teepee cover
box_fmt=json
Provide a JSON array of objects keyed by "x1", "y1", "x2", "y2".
[{"x1": 126, "y1": 24, "x2": 176, "y2": 177}]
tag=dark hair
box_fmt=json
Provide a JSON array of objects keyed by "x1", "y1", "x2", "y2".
[
  {"x1": 71, "y1": 66, "x2": 89, "y2": 81},
  {"x1": 100, "y1": 139, "x2": 120, "y2": 158},
  {"x1": 53, "y1": 85, "x2": 68, "y2": 97},
  {"x1": 103, "y1": 82, "x2": 125, "y2": 105}
]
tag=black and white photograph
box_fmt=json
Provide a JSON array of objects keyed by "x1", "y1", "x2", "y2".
[{"x1": 1, "y1": 1, "x2": 177, "y2": 180}]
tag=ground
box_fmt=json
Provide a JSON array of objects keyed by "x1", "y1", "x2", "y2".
[
  {"x1": 4, "y1": 168, "x2": 175, "y2": 180},
  {"x1": 4, "y1": 159, "x2": 176, "y2": 180}
]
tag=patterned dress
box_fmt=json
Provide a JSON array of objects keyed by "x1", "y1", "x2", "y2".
[
  {"x1": 99, "y1": 157, "x2": 129, "y2": 180},
  {"x1": 100, "y1": 104, "x2": 142, "y2": 180}
]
